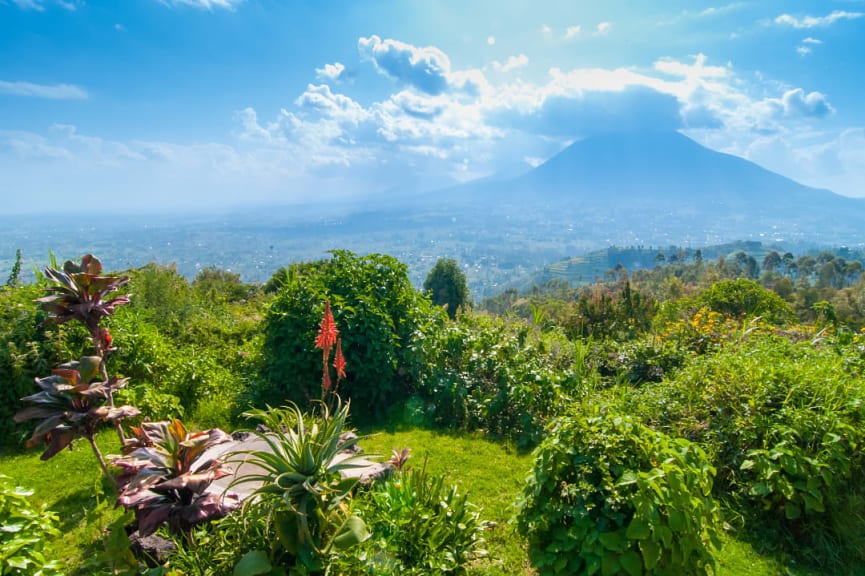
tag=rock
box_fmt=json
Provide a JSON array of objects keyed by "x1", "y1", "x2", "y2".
[
  {"x1": 231, "y1": 430, "x2": 251, "y2": 442},
  {"x1": 339, "y1": 431, "x2": 362, "y2": 454},
  {"x1": 129, "y1": 531, "x2": 177, "y2": 567}
]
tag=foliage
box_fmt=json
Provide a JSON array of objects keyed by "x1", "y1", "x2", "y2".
[
  {"x1": 696, "y1": 279, "x2": 795, "y2": 324},
  {"x1": 423, "y1": 257, "x2": 471, "y2": 320},
  {"x1": 0, "y1": 475, "x2": 63, "y2": 575},
  {"x1": 259, "y1": 250, "x2": 444, "y2": 421},
  {"x1": 192, "y1": 266, "x2": 255, "y2": 304},
  {"x1": 588, "y1": 337, "x2": 686, "y2": 385},
  {"x1": 13, "y1": 364, "x2": 139, "y2": 478},
  {"x1": 0, "y1": 284, "x2": 82, "y2": 443},
  {"x1": 5, "y1": 249, "x2": 22, "y2": 288},
  {"x1": 336, "y1": 457, "x2": 488, "y2": 575},
  {"x1": 12, "y1": 254, "x2": 141, "y2": 480},
  {"x1": 628, "y1": 334, "x2": 865, "y2": 567},
  {"x1": 113, "y1": 419, "x2": 238, "y2": 539},
  {"x1": 230, "y1": 400, "x2": 370, "y2": 573},
  {"x1": 417, "y1": 314, "x2": 580, "y2": 449},
  {"x1": 516, "y1": 412, "x2": 722, "y2": 575}
]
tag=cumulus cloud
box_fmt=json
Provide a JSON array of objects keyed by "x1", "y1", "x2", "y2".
[
  {"x1": 492, "y1": 54, "x2": 529, "y2": 72},
  {"x1": 159, "y1": 0, "x2": 244, "y2": 10},
  {"x1": 802, "y1": 37, "x2": 822, "y2": 45},
  {"x1": 315, "y1": 62, "x2": 346, "y2": 82},
  {"x1": 295, "y1": 84, "x2": 368, "y2": 124},
  {"x1": 358, "y1": 35, "x2": 452, "y2": 95},
  {"x1": 777, "y1": 88, "x2": 834, "y2": 118},
  {"x1": 564, "y1": 25, "x2": 581, "y2": 39},
  {"x1": 0, "y1": 80, "x2": 88, "y2": 99},
  {"x1": 796, "y1": 46, "x2": 812, "y2": 56},
  {"x1": 774, "y1": 10, "x2": 863, "y2": 28}
]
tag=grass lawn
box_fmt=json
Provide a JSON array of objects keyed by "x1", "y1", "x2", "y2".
[{"x1": 0, "y1": 425, "x2": 835, "y2": 575}]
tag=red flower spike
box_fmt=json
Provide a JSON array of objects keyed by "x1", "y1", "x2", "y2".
[
  {"x1": 314, "y1": 301, "x2": 338, "y2": 351},
  {"x1": 333, "y1": 338, "x2": 346, "y2": 382}
]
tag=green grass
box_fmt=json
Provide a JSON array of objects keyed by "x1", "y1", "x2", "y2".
[
  {"x1": 0, "y1": 432, "x2": 126, "y2": 574},
  {"x1": 0, "y1": 424, "x2": 846, "y2": 575}
]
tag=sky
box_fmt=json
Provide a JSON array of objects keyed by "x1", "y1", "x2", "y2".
[{"x1": 1, "y1": 0, "x2": 864, "y2": 214}]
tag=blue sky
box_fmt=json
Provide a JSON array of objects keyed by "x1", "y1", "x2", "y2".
[{"x1": 1, "y1": 0, "x2": 863, "y2": 213}]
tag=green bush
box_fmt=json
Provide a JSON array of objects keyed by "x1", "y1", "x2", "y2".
[
  {"x1": 697, "y1": 278, "x2": 795, "y2": 324},
  {"x1": 338, "y1": 464, "x2": 488, "y2": 575},
  {"x1": 418, "y1": 314, "x2": 580, "y2": 449},
  {"x1": 258, "y1": 251, "x2": 444, "y2": 421},
  {"x1": 0, "y1": 285, "x2": 85, "y2": 444},
  {"x1": 516, "y1": 412, "x2": 722, "y2": 575},
  {"x1": 628, "y1": 334, "x2": 865, "y2": 567},
  {"x1": 0, "y1": 476, "x2": 63, "y2": 575}
]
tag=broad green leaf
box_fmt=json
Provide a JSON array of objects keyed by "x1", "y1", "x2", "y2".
[
  {"x1": 785, "y1": 501, "x2": 801, "y2": 520},
  {"x1": 620, "y1": 549, "x2": 644, "y2": 576},
  {"x1": 233, "y1": 550, "x2": 272, "y2": 576},
  {"x1": 625, "y1": 518, "x2": 650, "y2": 540}
]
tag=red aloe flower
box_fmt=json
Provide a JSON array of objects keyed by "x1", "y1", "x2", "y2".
[
  {"x1": 333, "y1": 338, "x2": 346, "y2": 382},
  {"x1": 314, "y1": 301, "x2": 338, "y2": 351}
]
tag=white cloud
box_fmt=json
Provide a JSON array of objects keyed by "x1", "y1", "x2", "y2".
[
  {"x1": 9, "y1": 0, "x2": 45, "y2": 10},
  {"x1": 777, "y1": 88, "x2": 834, "y2": 118},
  {"x1": 159, "y1": 0, "x2": 244, "y2": 10},
  {"x1": 796, "y1": 46, "x2": 812, "y2": 56},
  {"x1": 654, "y1": 53, "x2": 728, "y2": 79},
  {"x1": 359, "y1": 35, "x2": 453, "y2": 95},
  {"x1": 540, "y1": 24, "x2": 552, "y2": 36},
  {"x1": 295, "y1": 84, "x2": 368, "y2": 124},
  {"x1": 774, "y1": 10, "x2": 863, "y2": 29},
  {"x1": 594, "y1": 22, "x2": 611, "y2": 36},
  {"x1": 315, "y1": 62, "x2": 346, "y2": 82},
  {"x1": 564, "y1": 25, "x2": 581, "y2": 39},
  {"x1": 492, "y1": 54, "x2": 529, "y2": 72},
  {"x1": 802, "y1": 37, "x2": 822, "y2": 45},
  {"x1": 698, "y1": 3, "x2": 746, "y2": 17},
  {"x1": 0, "y1": 80, "x2": 88, "y2": 99},
  {"x1": 487, "y1": 36, "x2": 496, "y2": 45}
]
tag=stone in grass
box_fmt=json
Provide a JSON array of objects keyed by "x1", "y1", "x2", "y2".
[{"x1": 129, "y1": 531, "x2": 177, "y2": 567}]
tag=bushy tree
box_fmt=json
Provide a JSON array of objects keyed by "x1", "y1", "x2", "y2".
[
  {"x1": 258, "y1": 251, "x2": 444, "y2": 421},
  {"x1": 697, "y1": 278, "x2": 794, "y2": 324},
  {"x1": 423, "y1": 258, "x2": 470, "y2": 320}
]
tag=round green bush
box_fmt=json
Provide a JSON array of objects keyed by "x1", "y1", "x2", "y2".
[
  {"x1": 258, "y1": 251, "x2": 444, "y2": 422},
  {"x1": 516, "y1": 412, "x2": 722, "y2": 575}
]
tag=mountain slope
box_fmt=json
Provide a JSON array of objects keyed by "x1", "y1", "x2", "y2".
[{"x1": 428, "y1": 130, "x2": 865, "y2": 246}]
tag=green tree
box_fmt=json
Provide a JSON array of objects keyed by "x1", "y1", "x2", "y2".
[
  {"x1": 423, "y1": 258, "x2": 471, "y2": 320},
  {"x1": 697, "y1": 278, "x2": 794, "y2": 324},
  {"x1": 259, "y1": 251, "x2": 444, "y2": 421},
  {"x1": 5, "y1": 249, "x2": 21, "y2": 288}
]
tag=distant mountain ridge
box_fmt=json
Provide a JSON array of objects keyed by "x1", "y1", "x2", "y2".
[{"x1": 426, "y1": 130, "x2": 865, "y2": 246}]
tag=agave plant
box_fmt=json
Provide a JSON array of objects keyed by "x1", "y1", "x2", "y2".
[
  {"x1": 113, "y1": 419, "x2": 239, "y2": 541},
  {"x1": 13, "y1": 365, "x2": 139, "y2": 478},
  {"x1": 230, "y1": 400, "x2": 370, "y2": 572}
]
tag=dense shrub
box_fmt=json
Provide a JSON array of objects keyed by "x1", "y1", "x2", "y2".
[
  {"x1": 1, "y1": 476, "x2": 62, "y2": 575},
  {"x1": 588, "y1": 337, "x2": 686, "y2": 385},
  {"x1": 257, "y1": 251, "x2": 444, "y2": 421},
  {"x1": 628, "y1": 334, "x2": 865, "y2": 566},
  {"x1": 0, "y1": 284, "x2": 89, "y2": 444},
  {"x1": 417, "y1": 314, "x2": 581, "y2": 448},
  {"x1": 516, "y1": 411, "x2": 722, "y2": 575},
  {"x1": 697, "y1": 278, "x2": 795, "y2": 324}
]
